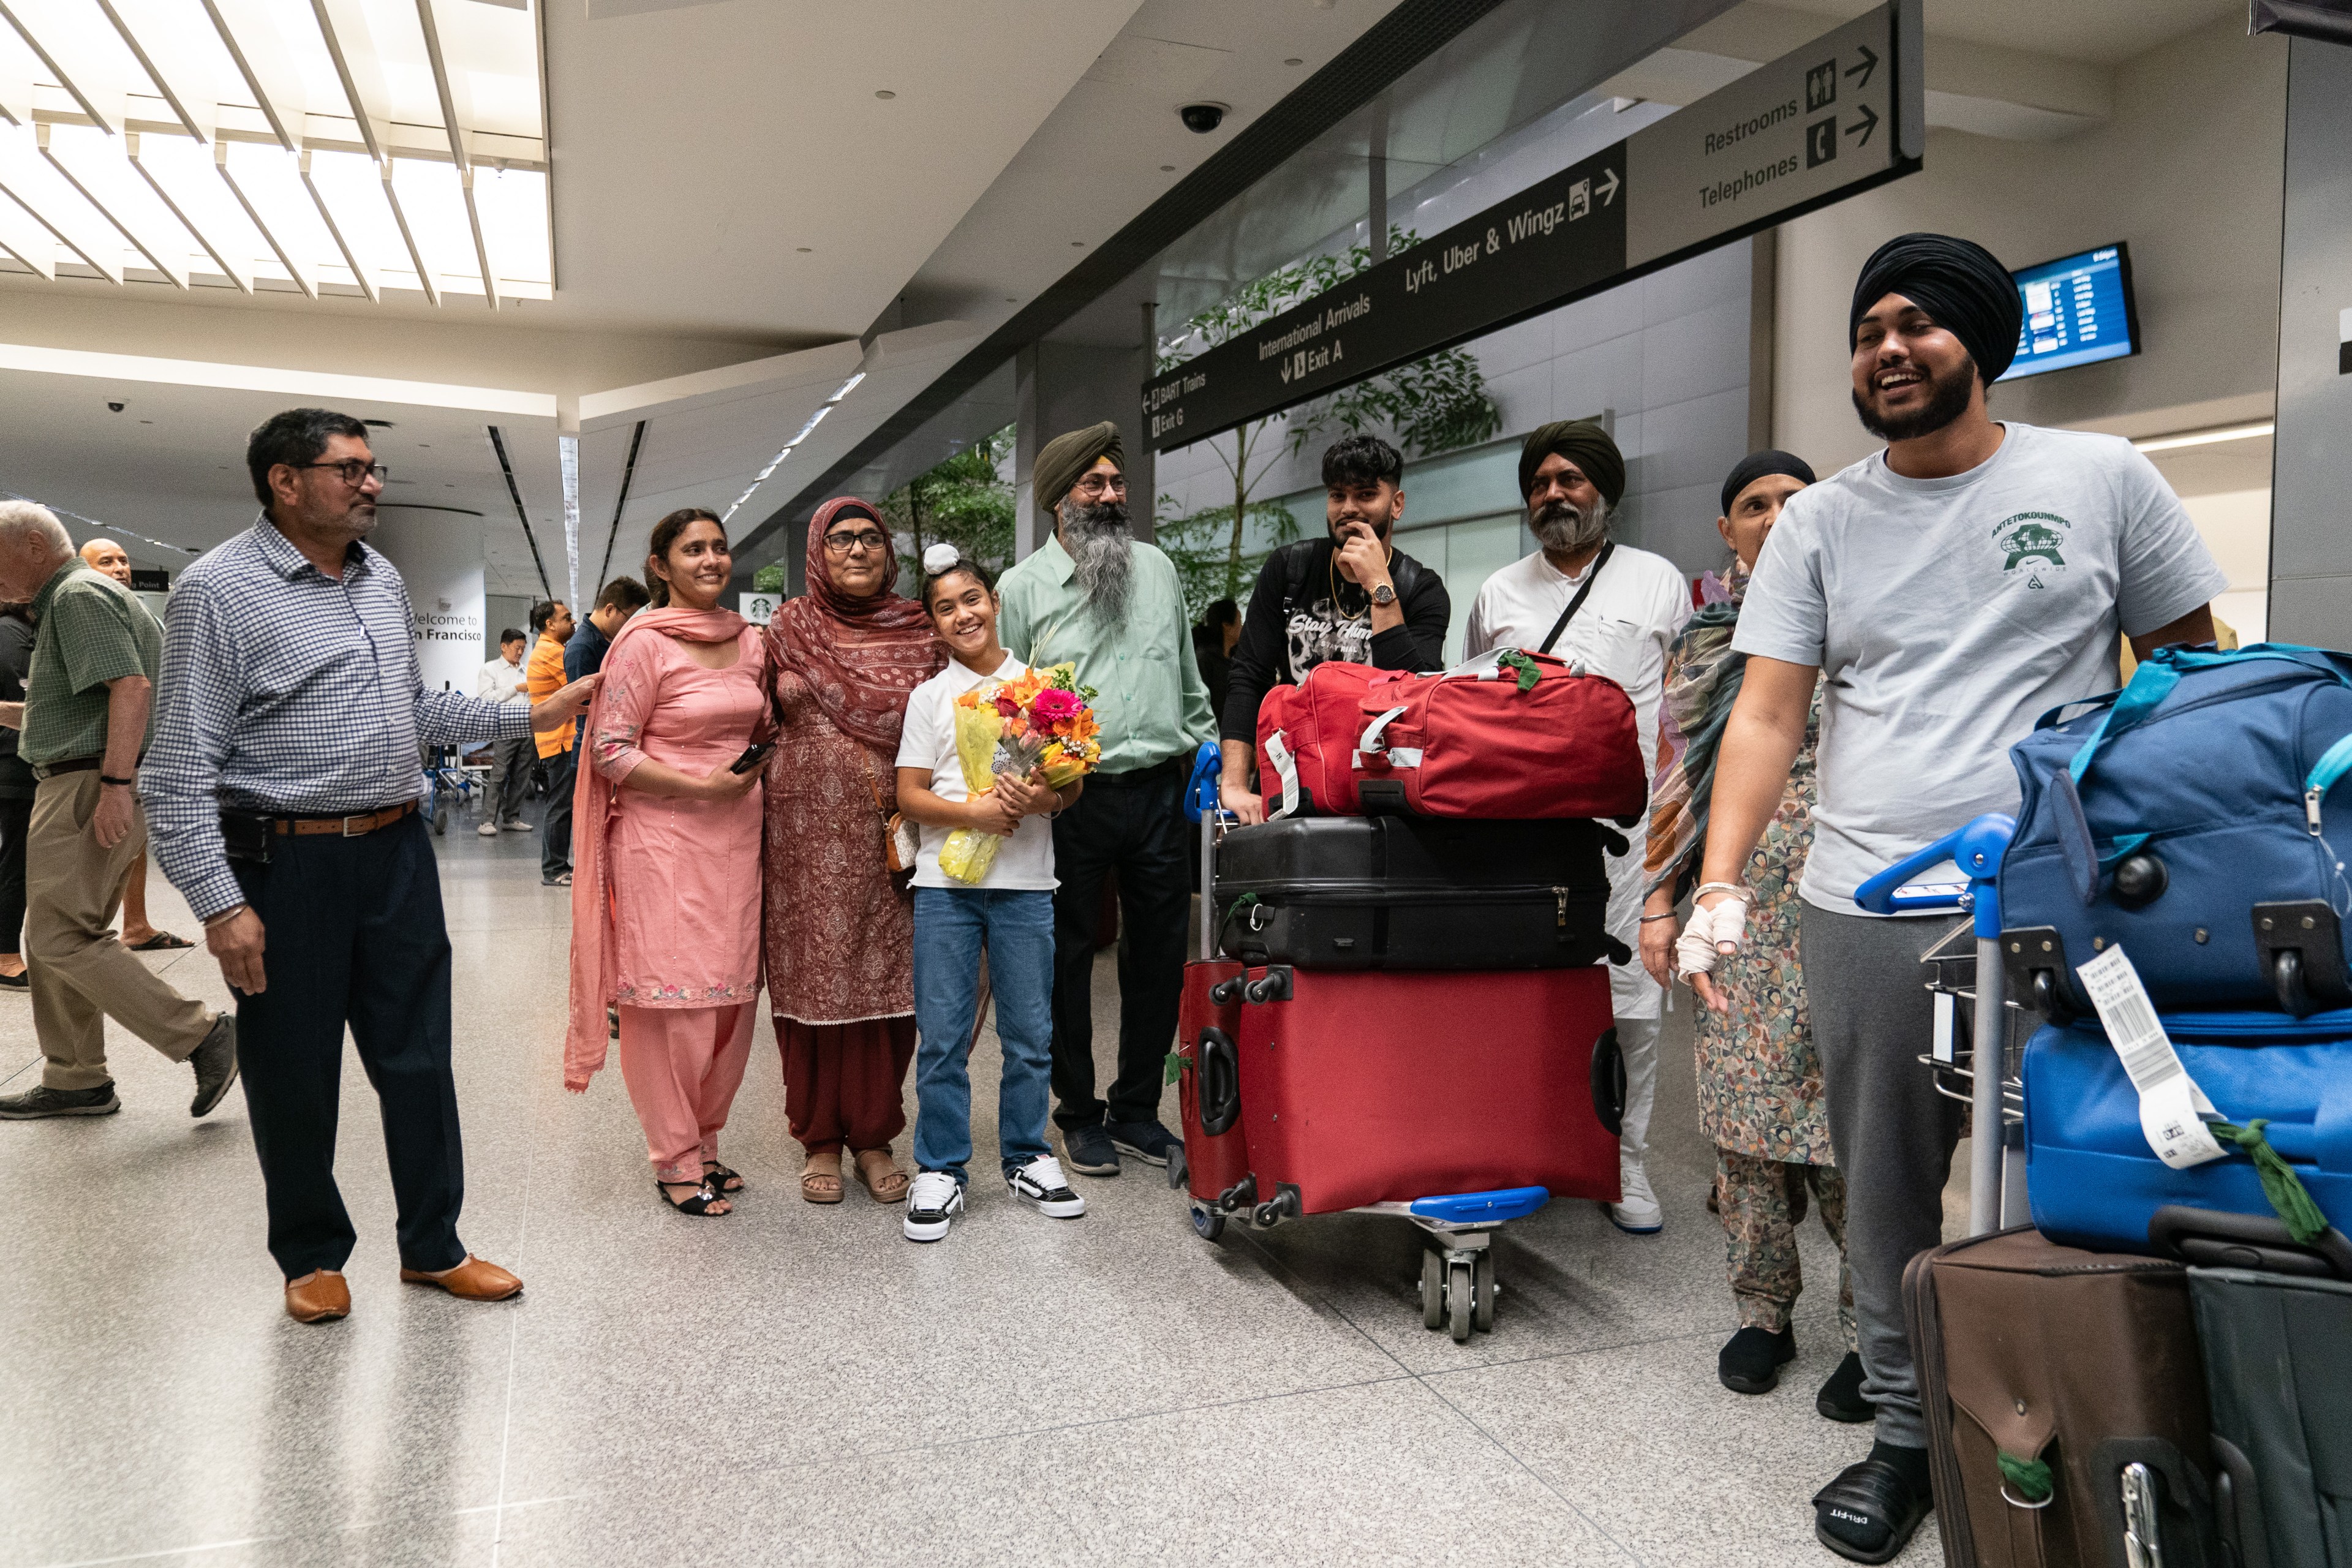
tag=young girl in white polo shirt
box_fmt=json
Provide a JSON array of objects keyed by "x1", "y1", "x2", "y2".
[{"x1": 892, "y1": 548, "x2": 1087, "y2": 1242}]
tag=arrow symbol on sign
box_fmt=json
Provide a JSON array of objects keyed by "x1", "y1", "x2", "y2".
[
  {"x1": 1595, "y1": 167, "x2": 1619, "y2": 206},
  {"x1": 1847, "y1": 44, "x2": 1877, "y2": 89},
  {"x1": 1845, "y1": 102, "x2": 1879, "y2": 146},
  {"x1": 1279, "y1": 360, "x2": 1293, "y2": 385}
]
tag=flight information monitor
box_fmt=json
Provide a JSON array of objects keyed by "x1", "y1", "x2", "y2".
[{"x1": 1999, "y1": 243, "x2": 2141, "y2": 380}]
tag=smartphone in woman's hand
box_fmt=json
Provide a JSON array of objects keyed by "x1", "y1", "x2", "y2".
[{"x1": 729, "y1": 742, "x2": 774, "y2": 775}]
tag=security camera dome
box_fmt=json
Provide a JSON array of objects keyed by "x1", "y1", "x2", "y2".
[{"x1": 1180, "y1": 103, "x2": 1227, "y2": 134}]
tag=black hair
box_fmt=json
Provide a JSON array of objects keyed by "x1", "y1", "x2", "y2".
[
  {"x1": 920, "y1": 554, "x2": 996, "y2": 613},
  {"x1": 1199, "y1": 597, "x2": 1239, "y2": 631},
  {"x1": 528, "y1": 600, "x2": 562, "y2": 635},
  {"x1": 1321, "y1": 434, "x2": 1403, "y2": 490},
  {"x1": 499, "y1": 627, "x2": 525, "y2": 646},
  {"x1": 595, "y1": 576, "x2": 650, "y2": 613},
  {"x1": 246, "y1": 408, "x2": 371, "y2": 508},
  {"x1": 645, "y1": 508, "x2": 725, "y2": 609}
]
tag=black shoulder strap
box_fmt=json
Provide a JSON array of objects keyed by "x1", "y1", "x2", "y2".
[{"x1": 1537, "y1": 542, "x2": 1614, "y2": 655}]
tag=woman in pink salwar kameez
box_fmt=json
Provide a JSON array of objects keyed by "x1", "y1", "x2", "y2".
[{"x1": 564, "y1": 508, "x2": 768, "y2": 1216}]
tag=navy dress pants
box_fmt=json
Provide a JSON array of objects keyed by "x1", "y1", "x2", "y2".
[{"x1": 230, "y1": 812, "x2": 469, "y2": 1281}]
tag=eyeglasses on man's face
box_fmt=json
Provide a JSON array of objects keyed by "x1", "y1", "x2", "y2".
[
  {"x1": 1071, "y1": 474, "x2": 1127, "y2": 499},
  {"x1": 822, "y1": 529, "x2": 889, "y2": 556},
  {"x1": 294, "y1": 459, "x2": 388, "y2": 489}
]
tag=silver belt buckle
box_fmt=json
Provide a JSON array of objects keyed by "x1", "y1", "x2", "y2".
[{"x1": 341, "y1": 812, "x2": 369, "y2": 837}]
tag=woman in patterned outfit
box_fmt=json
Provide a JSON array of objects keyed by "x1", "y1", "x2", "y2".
[
  {"x1": 762, "y1": 499, "x2": 945, "y2": 1206},
  {"x1": 1641, "y1": 452, "x2": 1869, "y2": 1421}
]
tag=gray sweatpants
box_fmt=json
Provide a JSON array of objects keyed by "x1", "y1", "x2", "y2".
[{"x1": 1799, "y1": 902, "x2": 1966, "y2": 1449}]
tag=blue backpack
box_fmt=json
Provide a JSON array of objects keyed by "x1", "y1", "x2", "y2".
[{"x1": 1997, "y1": 644, "x2": 2352, "y2": 1018}]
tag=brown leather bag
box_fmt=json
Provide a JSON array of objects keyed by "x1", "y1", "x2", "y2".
[{"x1": 1904, "y1": 1227, "x2": 2220, "y2": 1567}]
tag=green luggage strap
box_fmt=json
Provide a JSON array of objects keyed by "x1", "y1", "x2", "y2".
[
  {"x1": 2209, "y1": 1118, "x2": 2331, "y2": 1245},
  {"x1": 1997, "y1": 1452, "x2": 2054, "y2": 1504},
  {"x1": 1493, "y1": 649, "x2": 1542, "y2": 692}
]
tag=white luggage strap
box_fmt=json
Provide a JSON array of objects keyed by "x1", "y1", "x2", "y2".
[{"x1": 1263, "y1": 728, "x2": 1302, "y2": 818}]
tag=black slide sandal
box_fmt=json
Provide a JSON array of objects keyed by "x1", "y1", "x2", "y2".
[
  {"x1": 1812, "y1": 1458, "x2": 1930, "y2": 1564},
  {"x1": 656, "y1": 1179, "x2": 731, "y2": 1216}
]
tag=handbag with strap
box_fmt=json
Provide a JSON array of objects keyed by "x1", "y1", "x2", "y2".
[{"x1": 861, "y1": 750, "x2": 918, "y2": 875}]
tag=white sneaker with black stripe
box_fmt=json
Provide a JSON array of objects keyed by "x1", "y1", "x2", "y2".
[
  {"x1": 902, "y1": 1171, "x2": 964, "y2": 1242},
  {"x1": 1005, "y1": 1155, "x2": 1087, "y2": 1219}
]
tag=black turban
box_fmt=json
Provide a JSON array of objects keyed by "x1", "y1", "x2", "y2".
[
  {"x1": 1849, "y1": 232, "x2": 2022, "y2": 385},
  {"x1": 1033, "y1": 421, "x2": 1123, "y2": 514},
  {"x1": 1719, "y1": 450, "x2": 1817, "y2": 519},
  {"x1": 1518, "y1": 419, "x2": 1624, "y2": 506}
]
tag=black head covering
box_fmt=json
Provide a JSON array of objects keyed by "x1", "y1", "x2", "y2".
[
  {"x1": 1719, "y1": 450, "x2": 1817, "y2": 519},
  {"x1": 1518, "y1": 419, "x2": 1624, "y2": 505},
  {"x1": 1849, "y1": 232, "x2": 2022, "y2": 385},
  {"x1": 1033, "y1": 422, "x2": 1123, "y2": 514}
]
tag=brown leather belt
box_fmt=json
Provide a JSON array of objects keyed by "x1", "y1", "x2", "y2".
[
  {"x1": 31, "y1": 756, "x2": 100, "y2": 780},
  {"x1": 267, "y1": 801, "x2": 419, "y2": 837}
]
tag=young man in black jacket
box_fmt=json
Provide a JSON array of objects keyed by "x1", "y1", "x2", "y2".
[{"x1": 1217, "y1": 435, "x2": 1449, "y2": 824}]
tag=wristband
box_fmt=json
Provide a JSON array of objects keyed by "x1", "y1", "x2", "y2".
[
  {"x1": 100, "y1": 774, "x2": 135, "y2": 786},
  {"x1": 203, "y1": 905, "x2": 248, "y2": 928},
  {"x1": 1637, "y1": 912, "x2": 1679, "y2": 924}
]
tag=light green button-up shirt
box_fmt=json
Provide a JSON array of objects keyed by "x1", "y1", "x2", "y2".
[{"x1": 997, "y1": 533, "x2": 1215, "y2": 774}]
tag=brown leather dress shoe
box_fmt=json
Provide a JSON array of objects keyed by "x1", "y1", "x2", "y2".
[
  {"x1": 285, "y1": 1270, "x2": 350, "y2": 1324},
  {"x1": 398, "y1": 1254, "x2": 523, "y2": 1301}
]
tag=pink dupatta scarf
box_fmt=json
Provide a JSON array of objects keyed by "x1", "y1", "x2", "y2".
[{"x1": 564, "y1": 605, "x2": 756, "y2": 1091}]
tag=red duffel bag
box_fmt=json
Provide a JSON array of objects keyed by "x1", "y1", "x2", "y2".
[
  {"x1": 1254, "y1": 660, "x2": 1384, "y2": 817},
  {"x1": 1351, "y1": 649, "x2": 1646, "y2": 821}
]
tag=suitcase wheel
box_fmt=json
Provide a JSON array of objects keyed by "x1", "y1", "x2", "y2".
[
  {"x1": 1420, "y1": 1252, "x2": 1444, "y2": 1330},
  {"x1": 1188, "y1": 1202, "x2": 1224, "y2": 1242},
  {"x1": 1420, "y1": 1248, "x2": 1496, "y2": 1341}
]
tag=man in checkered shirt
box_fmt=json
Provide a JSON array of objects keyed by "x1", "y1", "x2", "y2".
[{"x1": 143, "y1": 408, "x2": 597, "y2": 1326}]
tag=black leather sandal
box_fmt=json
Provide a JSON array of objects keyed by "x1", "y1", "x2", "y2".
[
  {"x1": 702, "y1": 1161, "x2": 745, "y2": 1193},
  {"x1": 656, "y1": 1178, "x2": 730, "y2": 1216},
  {"x1": 1812, "y1": 1458, "x2": 1931, "y2": 1564}
]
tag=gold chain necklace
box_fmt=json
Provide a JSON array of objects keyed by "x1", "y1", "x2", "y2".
[{"x1": 1327, "y1": 541, "x2": 1395, "y2": 622}]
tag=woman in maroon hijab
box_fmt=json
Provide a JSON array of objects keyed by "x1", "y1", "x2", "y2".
[{"x1": 763, "y1": 499, "x2": 946, "y2": 1204}]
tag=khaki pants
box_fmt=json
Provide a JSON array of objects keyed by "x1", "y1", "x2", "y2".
[{"x1": 27, "y1": 771, "x2": 211, "y2": 1090}]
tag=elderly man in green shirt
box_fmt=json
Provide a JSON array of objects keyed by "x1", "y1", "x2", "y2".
[
  {"x1": 0, "y1": 502, "x2": 235, "y2": 1121},
  {"x1": 997, "y1": 423, "x2": 1214, "y2": 1178}
]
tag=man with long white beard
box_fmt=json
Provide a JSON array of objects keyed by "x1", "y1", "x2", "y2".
[
  {"x1": 997, "y1": 423, "x2": 1215, "y2": 1179},
  {"x1": 1465, "y1": 419, "x2": 1692, "y2": 1235}
]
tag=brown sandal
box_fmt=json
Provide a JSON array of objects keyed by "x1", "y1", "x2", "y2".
[
  {"x1": 853, "y1": 1148, "x2": 909, "y2": 1204},
  {"x1": 800, "y1": 1153, "x2": 844, "y2": 1205}
]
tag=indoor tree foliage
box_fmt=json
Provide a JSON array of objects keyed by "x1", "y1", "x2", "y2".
[
  {"x1": 1154, "y1": 226, "x2": 1502, "y2": 623},
  {"x1": 883, "y1": 423, "x2": 1017, "y2": 590}
]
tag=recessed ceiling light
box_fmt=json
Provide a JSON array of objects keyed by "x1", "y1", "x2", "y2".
[
  {"x1": 1160, "y1": 164, "x2": 1176, "y2": 172},
  {"x1": 1071, "y1": 240, "x2": 1085, "y2": 246},
  {"x1": 875, "y1": 89, "x2": 896, "y2": 99},
  {"x1": 1005, "y1": 296, "x2": 1018, "y2": 302},
  {"x1": 1284, "y1": 57, "x2": 1303, "y2": 66},
  {"x1": 797, "y1": 247, "x2": 813, "y2": 253}
]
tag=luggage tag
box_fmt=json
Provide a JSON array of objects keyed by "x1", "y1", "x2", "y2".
[
  {"x1": 1263, "y1": 730, "x2": 1301, "y2": 818},
  {"x1": 2074, "y1": 944, "x2": 2228, "y2": 1170}
]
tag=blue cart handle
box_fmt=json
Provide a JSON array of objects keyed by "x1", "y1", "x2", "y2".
[
  {"x1": 1853, "y1": 813, "x2": 2016, "y2": 937},
  {"x1": 1183, "y1": 739, "x2": 1225, "y2": 824}
]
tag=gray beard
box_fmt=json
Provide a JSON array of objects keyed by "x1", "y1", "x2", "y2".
[
  {"x1": 1061, "y1": 497, "x2": 1133, "y2": 624},
  {"x1": 1532, "y1": 494, "x2": 1611, "y2": 555}
]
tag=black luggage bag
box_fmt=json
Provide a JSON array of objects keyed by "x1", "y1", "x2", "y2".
[{"x1": 1212, "y1": 815, "x2": 1621, "y2": 971}]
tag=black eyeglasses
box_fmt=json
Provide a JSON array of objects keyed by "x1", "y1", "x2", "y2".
[
  {"x1": 822, "y1": 529, "x2": 889, "y2": 555},
  {"x1": 293, "y1": 459, "x2": 387, "y2": 488},
  {"x1": 1071, "y1": 475, "x2": 1127, "y2": 498}
]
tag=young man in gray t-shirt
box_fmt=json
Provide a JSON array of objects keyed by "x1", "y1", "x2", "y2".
[{"x1": 1677, "y1": 232, "x2": 2225, "y2": 1566}]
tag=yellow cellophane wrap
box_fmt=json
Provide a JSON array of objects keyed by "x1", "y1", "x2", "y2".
[{"x1": 937, "y1": 696, "x2": 1007, "y2": 884}]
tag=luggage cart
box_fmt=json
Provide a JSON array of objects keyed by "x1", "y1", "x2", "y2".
[
  {"x1": 1854, "y1": 812, "x2": 2026, "y2": 1236},
  {"x1": 1167, "y1": 742, "x2": 1569, "y2": 1342}
]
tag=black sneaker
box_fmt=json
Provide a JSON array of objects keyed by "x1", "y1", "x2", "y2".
[
  {"x1": 1104, "y1": 1117, "x2": 1178, "y2": 1167},
  {"x1": 0, "y1": 1083, "x2": 121, "y2": 1118},
  {"x1": 1005, "y1": 1155, "x2": 1087, "y2": 1219},
  {"x1": 902, "y1": 1171, "x2": 965, "y2": 1242},
  {"x1": 1062, "y1": 1122, "x2": 1119, "y2": 1177},
  {"x1": 1812, "y1": 1444, "x2": 1934, "y2": 1564},
  {"x1": 1718, "y1": 1324, "x2": 1796, "y2": 1394},
  {"x1": 1817, "y1": 1351, "x2": 1875, "y2": 1423},
  {"x1": 189, "y1": 1013, "x2": 239, "y2": 1118}
]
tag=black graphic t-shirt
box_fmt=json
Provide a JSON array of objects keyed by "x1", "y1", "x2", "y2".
[{"x1": 1219, "y1": 537, "x2": 1451, "y2": 745}]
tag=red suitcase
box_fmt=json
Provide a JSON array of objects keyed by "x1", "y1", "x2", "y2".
[
  {"x1": 1172, "y1": 957, "x2": 1250, "y2": 1221},
  {"x1": 1230, "y1": 963, "x2": 1623, "y2": 1218}
]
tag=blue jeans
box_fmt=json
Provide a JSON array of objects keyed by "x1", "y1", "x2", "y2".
[{"x1": 912, "y1": 887, "x2": 1055, "y2": 1185}]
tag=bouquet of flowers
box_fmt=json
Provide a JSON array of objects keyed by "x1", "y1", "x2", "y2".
[{"x1": 938, "y1": 663, "x2": 1103, "y2": 884}]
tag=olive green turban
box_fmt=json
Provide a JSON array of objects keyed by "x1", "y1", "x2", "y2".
[
  {"x1": 1033, "y1": 421, "x2": 1125, "y2": 514},
  {"x1": 1518, "y1": 419, "x2": 1625, "y2": 505}
]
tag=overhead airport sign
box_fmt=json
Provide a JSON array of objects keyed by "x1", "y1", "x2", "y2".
[{"x1": 1144, "y1": 0, "x2": 1923, "y2": 451}]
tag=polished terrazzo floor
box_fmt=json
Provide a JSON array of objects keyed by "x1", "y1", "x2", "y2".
[{"x1": 0, "y1": 802, "x2": 1952, "y2": 1567}]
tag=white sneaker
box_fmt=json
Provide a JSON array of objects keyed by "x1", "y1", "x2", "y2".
[
  {"x1": 502, "y1": 820, "x2": 533, "y2": 832},
  {"x1": 903, "y1": 1171, "x2": 963, "y2": 1242},
  {"x1": 476, "y1": 821, "x2": 500, "y2": 837},
  {"x1": 1606, "y1": 1154, "x2": 1664, "y2": 1235},
  {"x1": 1005, "y1": 1155, "x2": 1087, "y2": 1219}
]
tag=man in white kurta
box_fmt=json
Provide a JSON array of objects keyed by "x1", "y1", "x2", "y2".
[{"x1": 1465, "y1": 420, "x2": 1691, "y2": 1234}]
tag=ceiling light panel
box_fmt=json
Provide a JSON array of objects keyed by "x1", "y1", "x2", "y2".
[{"x1": 0, "y1": 0, "x2": 548, "y2": 304}]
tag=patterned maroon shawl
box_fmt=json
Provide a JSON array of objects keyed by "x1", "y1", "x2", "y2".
[{"x1": 764, "y1": 497, "x2": 943, "y2": 751}]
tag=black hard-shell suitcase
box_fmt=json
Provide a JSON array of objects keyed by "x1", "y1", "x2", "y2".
[{"x1": 1211, "y1": 815, "x2": 1621, "y2": 971}]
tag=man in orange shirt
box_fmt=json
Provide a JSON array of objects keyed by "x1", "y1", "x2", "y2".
[{"x1": 527, "y1": 599, "x2": 575, "y2": 886}]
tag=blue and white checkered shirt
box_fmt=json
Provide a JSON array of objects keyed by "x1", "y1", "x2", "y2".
[{"x1": 143, "y1": 516, "x2": 534, "y2": 919}]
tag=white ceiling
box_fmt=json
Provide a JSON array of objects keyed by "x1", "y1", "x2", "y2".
[{"x1": 1771, "y1": 0, "x2": 2242, "y2": 65}]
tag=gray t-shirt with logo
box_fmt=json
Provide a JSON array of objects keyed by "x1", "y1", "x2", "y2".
[{"x1": 1733, "y1": 422, "x2": 2227, "y2": 911}]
